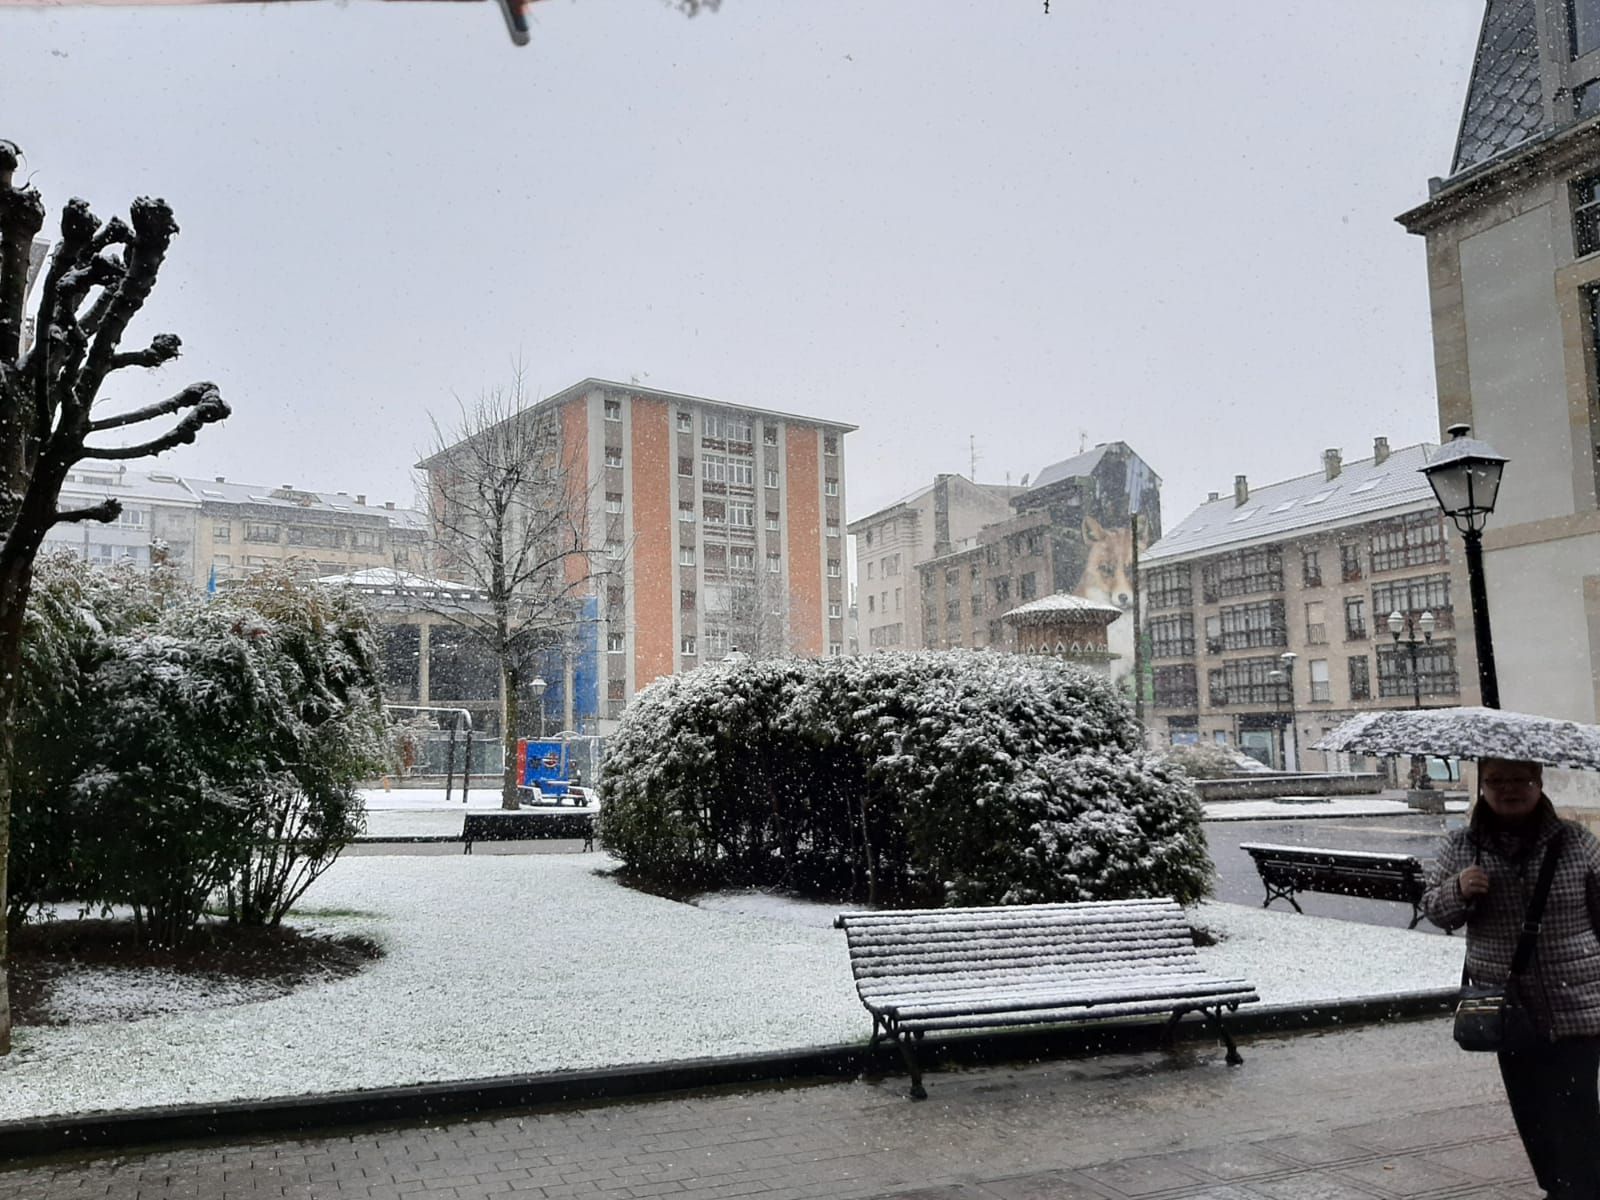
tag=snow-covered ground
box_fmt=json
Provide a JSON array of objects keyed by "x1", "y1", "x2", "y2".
[
  {"x1": 1204, "y1": 796, "x2": 1469, "y2": 821},
  {"x1": 0, "y1": 852, "x2": 1464, "y2": 1124}
]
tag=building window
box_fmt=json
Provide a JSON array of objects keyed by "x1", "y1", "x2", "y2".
[
  {"x1": 1301, "y1": 549, "x2": 1322, "y2": 588},
  {"x1": 994, "y1": 576, "x2": 1011, "y2": 603},
  {"x1": 1378, "y1": 642, "x2": 1460, "y2": 699},
  {"x1": 213, "y1": 523, "x2": 231, "y2": 543},
  {"x1": 866, "y1": 562, "x2": 875, "y2": 580},
  {"x1": 1368, "y1": 512, "x2": 1447, "y2": 573},
  {"x1": 946, "y1": 597, "x2": 962, "y2": 622},
  {"x1": 703, "y1": 499, "x2": 725, "y2": 524},
  {"x1": 1305, "y1": 600, "x2": 1327, "y2": 645},
  {"x1": 244, "y1": 523, "x2": 280, "y2": 544},
  {"x1": 604, "y1": 399, "x2": 622, "y2": 421},
  {"x1": 1574, "y1": 1, "x2": 1600, "y2": 62},
  {"x1": 607, "y1": 633, "x2": 625, "y2": 653},
  {"x1": 730, "y1": 548, "x2": 755, "y2": 571},
  {"x1": 1145, "y1": 563, "x2": 1193, "y2": 609},
  {"x1": 705, "y1": 628, "x2": 729, "y2": 658},
  {"x1": 894, "y1": 587, "x2": 902, "y2": 612},
  {"x1": 679, "y1": 546, "x2": 696, "y2": 566},
  {"x1": 1201, "y1": 546, "x2": 1283, "y2": 601},
  {"x1": 1348, "y1": 655, "x2": 1371, "y2": 701},
  {"x1": 728, "y1": 459, "x2": 753, "y2": 487},
  {"x1": 824, "y1": 478, "x2": 839, "y2": 496},
  {"x1": 702, "y1": 454, "x2": 727, "y2": 484},
  {"x1": 677, "y1": 411, "x2": 692, "y2": 432},
  {"x1": 1153, "y1": 664, "x2": 1199, "y2": 708},
  {"x1": 766, "y1": 512, "x2": 780, "y2": 531},
  {"x1": 1309, "y1": 658, "x2": 1331, "y2": 702},
  {"x1": 828, "y1": 602, "x2": 842, "y2": 618},
  {"x1": 767, "y1": 553, "x2": 781, "y2": 573},
  {"x1": 763, "y1": 425, "x2": 778, "y2": 445},
  {"x1": 681, "y1": 589, "x2": 696, "y2": 611},
  {"x1": 826, "y1": 522, "x2": 840, "y2": 538},
  {"x1": 829, "y1": 643, "x2": 842, "y2": 656},
  {"x1": 883, "y1": 553, "x2": 901, "y2": 577},
  {"x1": 1372, "y1": 573, "x2": 1452, "y2": 622},
  {"x1": 1217, "y1": 599, "x2": 1287, "y2": 650},
  {"x1": 678, "y1": 456, "x2": 694, "y2": 477},
  {"x1": 824, "y1": 434, "x2": 838, "y2": 454},
  {"x1": 1148, "y1": 613, "x2": 1195, "y2": 659},
  {"x1": 605, "y1": 448, "x2": 623, "y2": 468},
  {"x1": 1208, "y1": 655, "x2": 1286, "y2": 706},
  {"x1": 212, "y1": 554, "x2": 231, "y2": 568},
  {"x1": 867, "y1": 594, "x2": 876, "y2": 613},
  {"x1": 605, "y1": 540, "x2": 623, "y2": 560},
  {"x1": 827, "y1": 559, "x2": 841, "y2": 578},
  {"x1": 608, "y1": 679, "x2": 627, "y2": 701},
  {"x1": 764, "y1": 469, "x2": 779, "y2": 488},
  {"x1": 1580, "y1": 174, "x2": 1600, "y2": 257},
  {"x1": 606, "y1": 492, "x2": 624, "y2": 514},
  {"x1": 681, "y1": 635, "x2": 697, "y2": 656},
  {"x1": 1019, "y1": 572, "x2": 1037, "y2": 601},
  {"x1": 679, "y1": 503, "x2": 695, "y2": 523},
  {"x1": 728, "y1": 502, "x2": 754, "y2": 528},
  {"x1": 704, "y1": 412, "x2": 752, "y2": 443},
  {"x1": 1344, "y1": 596, "x2": 1367, "y2": 640},
  {"x1": 1579, "y1": 79, "x2": 1600, "y2": 119},
  {"x1": 1340, "y1": 543, "x2": 1363, "y2": 582}
]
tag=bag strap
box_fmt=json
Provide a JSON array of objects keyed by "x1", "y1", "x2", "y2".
[{"x1": 1509, "y1": 828, "x2": 1566, "y2": 977}]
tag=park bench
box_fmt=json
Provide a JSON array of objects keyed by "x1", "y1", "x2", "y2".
[
  {"x1": 462, "y1": 808, "x2": 595, "y2": 854},
  {"x1": 834, "y1": 898, "x2": 1259, "y2": 1099},
  {"x1": 1239, "y1": 842, "x2": 1429, "y2": 929}
]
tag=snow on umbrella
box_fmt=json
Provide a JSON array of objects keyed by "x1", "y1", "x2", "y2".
[{"x1": 1314, "y1": 706, "x2": 1600, "y2": 772}]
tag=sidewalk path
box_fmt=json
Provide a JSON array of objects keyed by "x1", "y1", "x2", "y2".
[{"x1": 8, "y1": 1016, "x2": 1536, "y2": 1199}]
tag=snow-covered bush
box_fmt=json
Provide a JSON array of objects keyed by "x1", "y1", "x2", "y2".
[
  {"x1": 599, "y1": 652, "x2": 1213, "y2": 907},
  {"x1": 9, "y1": 559, "x2": 385, "y2": 941},
  {"x1": 1159, "y1": 742, "x2": 1259, "y2": 780}
]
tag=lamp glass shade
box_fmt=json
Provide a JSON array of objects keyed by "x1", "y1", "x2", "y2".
[
  {"x1": 1425, "y1": 457, "x2": 1505, "y2": 518},
  {"x1": 1388, "y1": 610, "x2": 1404, "y2": 636},
  {"x1": 1419, "y1": 610, "x2": 1436, "y2": 638},
  {"x1": 528, "y1": 676, "x2": 548, "y2": 698}
]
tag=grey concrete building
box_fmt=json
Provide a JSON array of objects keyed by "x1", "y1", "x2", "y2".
[{"x1": 847, "y1": 474, "x2": 1022, "y2": 652}]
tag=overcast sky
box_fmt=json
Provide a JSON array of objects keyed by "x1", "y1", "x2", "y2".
[{"x1": 3, "y1": 1, "x2": 1481, "y2": 549}]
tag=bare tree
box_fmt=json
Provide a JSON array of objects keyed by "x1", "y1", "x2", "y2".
[
  {"x1": 0, "y1": 139, "x2": 229, "y2": 1053},
  {"x1": 712, "y1": 568, "x2": 794, "y2": 661},
  {"x1": 416, "y1": 370, "x2": 606, "y2": 809}
]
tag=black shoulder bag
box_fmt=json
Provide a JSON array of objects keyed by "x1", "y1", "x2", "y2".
[{"x1": 1454, "y1": 830, "x2": 1565, "y2": 1052}]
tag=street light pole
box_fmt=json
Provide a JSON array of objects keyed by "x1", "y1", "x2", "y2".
[
  {"x1": 1389, "y1": 609, "x2": 1436, "y2": 789},
  {"x1": 1419, "y1": 424, "x2": 1508, "y2": 710},
  {"x1": 1278, "y1": 652, "x2": 1298, "y2": 771}
]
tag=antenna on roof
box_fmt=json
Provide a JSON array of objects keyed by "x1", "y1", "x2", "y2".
[
  {"x1": 1079, "y1": 429, "x2": 1088, "y2": 454},
  {"x1": 969, "y1": 435, "x2": 980, "y2": 482}
]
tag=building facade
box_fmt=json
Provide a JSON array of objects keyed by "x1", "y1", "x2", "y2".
[
  {"x1": 1398, "y1": 1, "x2": 1600, "y2": 783},
  {"x1": 1141, "y1": 441, "x2": 1462, "y2": 769},
  {"x1": 914, "y1": 442, "x2": 1159, "y2": 685},
  {"x1": 421, "y1": 378, "x2": 854, "y2": 728},
  {"x1": 39, "y1": 463, "x2": 425, "y2": 590},
  {"x1": 847, "y1": 474, "x2": 1022, "y2": 652}
]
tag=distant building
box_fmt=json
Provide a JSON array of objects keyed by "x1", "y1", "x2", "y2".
[
  {"x1": 419, "y1": 378, "x2": 854, "y2": 730},
  {"x1": 1141, "y1": 440, "x2": 1462, "y2": 769},
  {"x1": 39, "y1": 463, "x2": 424, "y2": 591},
  {"x1": 915, "y1": 442, "x2": 1160, "y2": 685},
  {"x1": 847, "y1": 474, "x2": 1022, "y2": 652}
]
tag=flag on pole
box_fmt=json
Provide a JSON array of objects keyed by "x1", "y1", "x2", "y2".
[{"x1": 206, "y1": 564, "x2": 217, "y2": 596}]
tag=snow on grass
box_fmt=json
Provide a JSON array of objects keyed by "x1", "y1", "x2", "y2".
[
  {"x1": 0, "y1": 854, "x2": 1463, "y2": 1123},
  {"x1": 357, "y1": 786, "x2": 596, "y2": 839},
  {"x1": 28, "y1": 966, "x2": 284, "y2": 1026}
]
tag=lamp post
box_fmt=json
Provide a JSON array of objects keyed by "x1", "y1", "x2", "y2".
[
  {"x1": 1269, "y1": 651, "x2": 1298, "y2": 771},
  {"x1": 1419, "y1": 424, "x2": 1508, "y2": 709},
  {"x1": 1389, "y1": 609, "x2": 1436, "y2": 789},
  {"x1": 529, "y1": 675, "x2": 548, "y2": 738}
]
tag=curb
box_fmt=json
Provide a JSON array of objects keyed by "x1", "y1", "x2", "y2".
[{"x1": 0, "y1": 988, "x2": 1458, "y2": 1164}]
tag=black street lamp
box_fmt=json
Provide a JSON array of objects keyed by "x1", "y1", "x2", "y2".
[
  {"x1": 1420, "y1": 424, "x2": 1508, "y2": 709},
  {"x1": 1389, "y1": 608, "x2": 1436, "y2": 789},
  {"x1": 529, "y1": 675, "x2": 548, "y2": 738},
  {"x1": 1268, "y1": 651, "x2": 1299, "y2": 771}
]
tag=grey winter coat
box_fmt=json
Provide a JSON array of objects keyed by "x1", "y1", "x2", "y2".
[{"x1": 1422, "y1": 802, "x2": 1600, "y2": 1040}]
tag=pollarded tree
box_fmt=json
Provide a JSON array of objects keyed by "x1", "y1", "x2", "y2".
[
  {"x1": 0, "y1": 139, "x2": 229, "y2": 1053},
  {"x1": 416, "y1": 369, "x2": 608, "y2": 809}
]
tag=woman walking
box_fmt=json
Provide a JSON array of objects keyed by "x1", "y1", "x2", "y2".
[{"x1": 1422, "y1": 757, "x2": 1600, "y2": 1199}]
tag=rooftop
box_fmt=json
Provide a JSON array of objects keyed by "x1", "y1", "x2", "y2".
[
  {"x1": 1000, "y1": 593, "x2": 1123, "y2": 626},
  {"x1": 1143, "y1": 442, "x2": 1439, "y2": 564},
  {"x1": 58, "y1": 464, "x2": 424, "y2": 528}
]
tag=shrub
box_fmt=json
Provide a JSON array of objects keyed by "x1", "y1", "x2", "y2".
[{"x1": 599, "y1": 653, "x2": 1213, "y2": 907}]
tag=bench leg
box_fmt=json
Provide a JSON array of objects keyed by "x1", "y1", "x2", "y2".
[
  {"x1": 1204, "y1": 1006, "x2": 1244, "y2": 1066},
  {"x1": 897, "y1": 1031, "x2": 927, "y2": 1101},
  {"x1": 463, "y1": 840, "x2": 473, "y2": 855},
  {"x1": 1261, "y1": 883, "x2": 1302, "y2": 914}
]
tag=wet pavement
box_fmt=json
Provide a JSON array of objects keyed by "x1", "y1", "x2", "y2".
[{"x1": 5, "y1": 1016, "x2": 1538, "y2": 1199}]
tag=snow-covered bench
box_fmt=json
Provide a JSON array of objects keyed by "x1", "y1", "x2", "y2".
[
  {"x1": 834, "y1": 898, "x2": 1258, "y2": 1099},
  {"x1": 1240, "y1": 843, "x2": 1429, "y2": 929}
]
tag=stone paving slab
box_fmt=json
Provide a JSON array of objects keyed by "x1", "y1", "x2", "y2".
[{"x1": 1, "y1": 1017, "x2": 1546, "y2": 1199}]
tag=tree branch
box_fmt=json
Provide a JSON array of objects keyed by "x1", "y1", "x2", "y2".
[
  {"x1": 106, "y1": 332, "x2": 181, "y2": 375},
  {"x1": 52, "y1": 498, "x2": 120, "y2": 526},
  {"x1": 82, "y1": 381, "x2": 229, "y2": 457},
  {"x1": 88, "y1": 375, "x2": 207, "y2": 432}
]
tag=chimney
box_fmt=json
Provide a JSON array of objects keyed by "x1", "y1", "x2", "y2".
[
  {"x1": 384, "y1": 501, "x2": 395, "y2": 510},
  {"x1": 1233, "y1": 475, "x2": 1249, "y2": 507},
  {"x1": 1207, "y1": 491, "x2": 1220, "y2": 502},
  {"x1": 1373, "y1": 436, "x2": 1390, "y2": 465},
  {"x1": 214, "y1": 476, "x2": 226, "y2": 483},
  {"x1": 1322, "y1": 448, "x2": 1342, "y2": 481},
  {"x1": 356, "y1": 494, "x2": 366, "y2": 506}
]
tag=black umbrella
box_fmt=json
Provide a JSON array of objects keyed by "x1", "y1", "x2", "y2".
[{"x1": 1314, "y1": 706, "x2": 1600, "y2": 773}]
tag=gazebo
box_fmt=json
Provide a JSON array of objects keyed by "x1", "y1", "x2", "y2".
[{"x1": 999, "y1": 593, "x2": 1123, "y2": 672}]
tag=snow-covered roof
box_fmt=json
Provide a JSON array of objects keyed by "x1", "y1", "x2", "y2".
[
  {"x1": 1000, "y1": 593, "x2": 1123, "y2": 626},
  {"x1": 184, "y1": 476, "x2": 421, "y2": 526},
  {"x1": 1144, "y1": 443, "x2": 1439, "y2": 564},
  {"x1": 315, "y1": 567, "x2": 476, "y2": 594},
  {"x1": 1030, "y1": 446, "x2": 1109, "y2": 491},
  {"x1": 59, "y1": 463, "x2": 201, "y2": 508}
]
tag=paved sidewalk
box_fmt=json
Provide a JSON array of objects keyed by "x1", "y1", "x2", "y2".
[{"x1": 5, "y1": 1015, "x2": 1540, "y2": 1199}]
